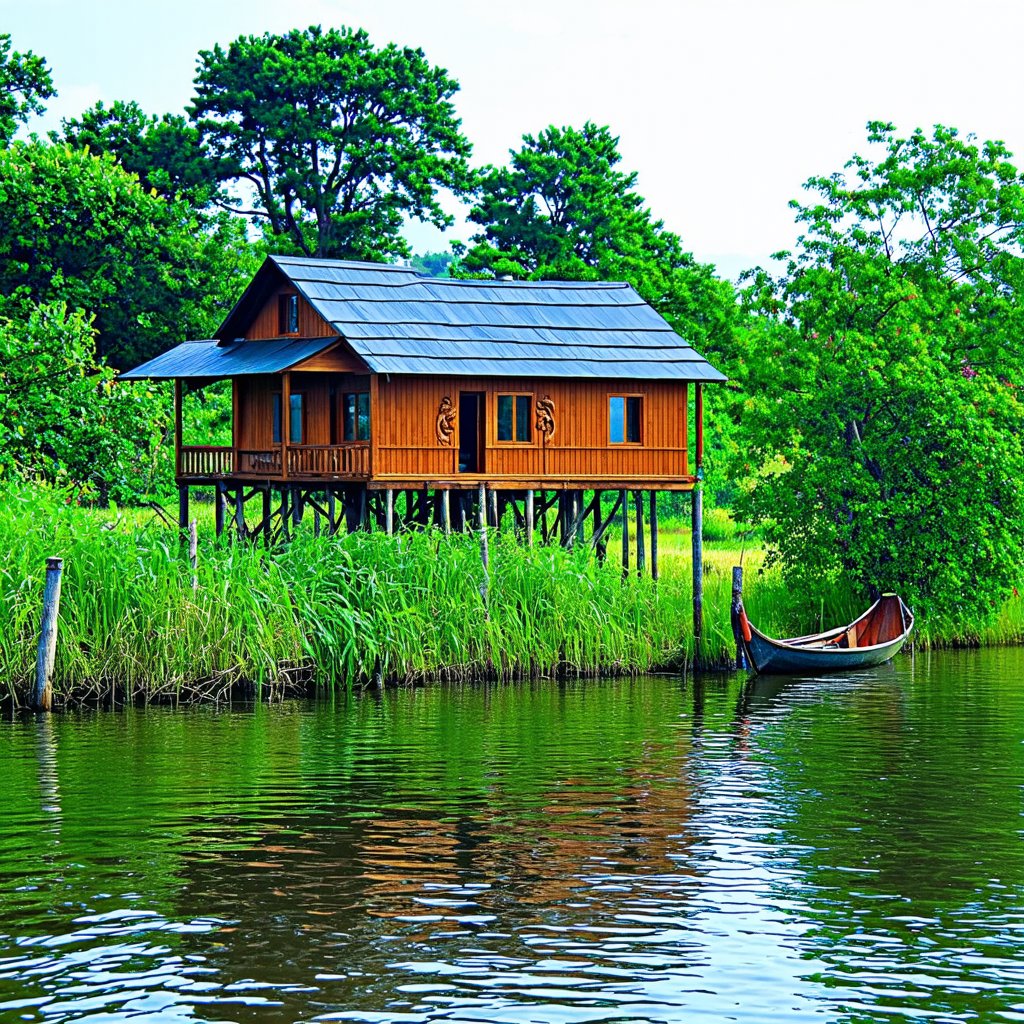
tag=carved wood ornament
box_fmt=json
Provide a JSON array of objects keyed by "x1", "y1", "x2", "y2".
[
  {"x1": 436, "y1": 396, "x2": 457, "y2": 446},
  {"x1": 536, "y1": 396, "x2": 556, "y2": 443}
]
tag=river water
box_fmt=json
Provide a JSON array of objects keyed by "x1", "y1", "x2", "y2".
[{"x1": 1, "y1": 650, "x2": 1023, "y2": 1023}]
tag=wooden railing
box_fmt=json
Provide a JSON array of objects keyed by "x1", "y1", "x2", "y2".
[
  {"x1": 179, "y1": 445, "x2": 232, "y2": 476},
  {"x1": 238, "y1": 449, "x2": 283, "y2": 475},
  {"x1": 287, "y1": 444, "x2": 369, "y2": 477},
  {"x1": 178, "y1": 444, "x2": 370, "y2": 479}
]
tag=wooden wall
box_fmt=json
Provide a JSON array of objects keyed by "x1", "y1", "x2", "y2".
[
  {"x1": 375, "y1": 375, "x2": 689, "y2": 482},
  {"x1": 245, "y1": 288, "x2": 337, "y2": 341}
]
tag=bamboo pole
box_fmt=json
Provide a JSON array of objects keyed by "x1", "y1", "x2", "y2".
[{"x1": 31, "y1": 557, "x2": 63, "y2": 713}]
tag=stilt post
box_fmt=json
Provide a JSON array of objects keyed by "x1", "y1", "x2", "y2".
[
  {"x1": 650, "y1": 491, "x2": 659, "y2": 581},
  {"x1": 178, "y1": 484, "x2": 189, "y2": 534},
  {"x1": 478, "y1": 482, "x2": 490, "y2": 611},
  {"x1": 620, "y1": 488, "x2": 629, "y2": 577},
  {"x1": 215, "y1": 482, "x2": 226, "y2": 538},
  {"x1": 262, "y1": 487, "x2": 271, "y2": 548},
  {"x1": 635, "y1": 490, "x2": 645, "y2": 577},
  {"x1": 189, "y1": 520, "x2": 198, "y2": 591},
  {"x1": 441, "y1": 489, "x2": 451, "y2": 535},
  {"x1": 234, "y1": 488, "x2": 246, "y2": 540},
  {"x1": 385, "y1": 489, "x2": 394, "y2": 535},
  {"x1": 31, "y1": 557, "x2": 63, "y2": 712},
  {"x1": 692, "y1": 484, "x2": 704, "y2": 659},
  {"x1": 525, "y1": 490, "x2": 534, "y2": 548}
]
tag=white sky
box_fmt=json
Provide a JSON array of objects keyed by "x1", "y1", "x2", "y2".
[{"x1": 4, "y1": 0, "x2": 1024, "y2": 281}]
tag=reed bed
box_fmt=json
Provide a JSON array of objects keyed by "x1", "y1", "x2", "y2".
[
  {"x1": 0, "y1": 486, "x2": 748, "y2": 706},
  {"x1": 4, "y1": 486, "x2": 1019, "y2": 707}
]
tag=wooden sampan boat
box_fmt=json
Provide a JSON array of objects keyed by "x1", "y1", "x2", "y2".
[{"x1": 737, "y1": 594, "x2": 914, "y2": 675}]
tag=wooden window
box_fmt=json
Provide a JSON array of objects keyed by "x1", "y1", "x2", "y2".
[
  {"x1": 496, "y1": 393, "x2": 532, "y2": 443},
  {"x1": 278, "y1": 293, "x2": 299, "y2": 335},
  {"x1": 272, "y1": 393, "x2": 304, "y2": 444},
  {"x1": 609, "y1": 395, "x2": 642, "y2": 444},
  {"x1": 342, "y1": 392, "x2": 371, "y2": 441}
]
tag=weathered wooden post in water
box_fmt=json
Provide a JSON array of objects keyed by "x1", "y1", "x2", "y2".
[
  {"x1": 31, "y1": 557, "x2": 63, "y2": 713},
  {"x1": 692, "y1": 485, "x2": 703, "y2": 658},
  {"x1": 730, "y1": 566, "x2": 747, "y2": 670}
]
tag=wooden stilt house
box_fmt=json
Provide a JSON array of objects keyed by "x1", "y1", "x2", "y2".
[{"x1": 122, "y1": 255, "x2": 724, "y2": 567}]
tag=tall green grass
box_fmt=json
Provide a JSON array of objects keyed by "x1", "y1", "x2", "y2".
[
  {"x1": 0, "y1": 484, "x2": 750, "y2": 706},
  {"x1": 3, "y1": 485, "x2": 1020, "y2": 707}
]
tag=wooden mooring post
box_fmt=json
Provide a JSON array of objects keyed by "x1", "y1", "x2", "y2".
[
  {"x1": 730, "y1": 565, "x2": 747, "y2": 670},
  {"x1": 31, "y1": 557, "x2": 63, "y2": 713},
  {"x1": 692, "y1": 484, "x2": 704, "y2": 660}
]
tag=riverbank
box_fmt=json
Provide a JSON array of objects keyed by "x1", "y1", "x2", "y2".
[{"x1": 1, "y1": 485, "x2": 1021, "y2": 707}]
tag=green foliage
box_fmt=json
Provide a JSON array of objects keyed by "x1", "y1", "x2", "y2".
[
  {"x1": 409, "y1": 250, "x2": 456, "y2": 278},
  {"x1": 0, "y1": 141, "x2": 258, "y2": 369},
  {"x1": 735, "y1": 122, "x2": 1024, "y2": 623},
  {"x1": 0, "y1": 299, "x2": 170, "y2": 501},
  {"x1": 463, "y1": 122, "x2": 737, "y2": 348},
  {"x1": 190, "y1": 25, "x2": 473, "y2": 260},
  {"x1": 60, "y1": 99, "x2": 223, "y2": 206},
  {"x1": 0, "y1": 33, "x2": 54, "y2": 143}
]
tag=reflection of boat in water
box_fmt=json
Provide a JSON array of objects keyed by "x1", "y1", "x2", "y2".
[{"x1": 738, "y1": 594, "x2": 914, "y2": 675}]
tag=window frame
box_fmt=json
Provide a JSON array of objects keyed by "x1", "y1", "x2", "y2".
[
  {"x1": 495, "y1": 392, "x2": 534, "y2": 445},
  {"x1": 278, "y1": 293, "x2": 299, "y2": 336},
  {"x1": 341, "y1": 391, "x2": 371, "y2": 442},
  {"x1": 272, "y1": 391, "x2": 304, "y2": 445},
  {"x1": 609, "y1": 394, "x2": 644, "y2": 445}
]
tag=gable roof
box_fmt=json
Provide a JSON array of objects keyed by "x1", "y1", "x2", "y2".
[{"x1": 122, "y1": 255, "x2": 727, "y2": 382}]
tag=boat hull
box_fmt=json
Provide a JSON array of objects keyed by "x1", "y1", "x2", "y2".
[{"x1": 740, "y1": 595, "x2": 914, "y2": 676}]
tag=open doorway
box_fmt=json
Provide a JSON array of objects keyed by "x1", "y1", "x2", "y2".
[{"x1": 458, "y1": 392, "x2": 485, "y2": 473}]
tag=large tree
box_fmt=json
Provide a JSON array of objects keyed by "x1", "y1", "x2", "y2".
[
  {"x1": 0, "y1": 33, "x2": 54, "y2": 143},
  {"x1": 0, "y1": 142, "x2": 258, "y2": 369},
  {"x1": 463, "y1": 122, "x2": 735, "y2": 348},
  {"x1": 61, "y1": 100, "x2": 222, "y2": 206},
  {"x1": 735, "y1": 122, "x2": 1024, "y2": 624},
  {"x1": 189, "y1": 25, "x2": 472, "y2": 260}
]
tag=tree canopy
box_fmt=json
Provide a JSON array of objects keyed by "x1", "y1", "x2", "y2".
[
  {"x1": 0, "y1": 142, "x2": 258, "y2": 369},
  {"x1": 463, "y1": 122, "x2": 736, "y2": 348},
  {"x1": 189, "y1": 25, "x2": 472, "y2": 260},
  {"x1": 733, "y1": 122, "x2": 1024, "y2": 624},
  {"x1": 61, "y1": 100, "x2": 222, "y2": 206},
  {"x1": 0, "y1": 33, "x2": 54, "y2": 143}
]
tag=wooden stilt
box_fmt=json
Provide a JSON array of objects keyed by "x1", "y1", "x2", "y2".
[
  {"x1": 292, "y1": 486, "x2": 302, "y2": 529},
  {"x1": 525, "y1": 490, "x2": 534, "y2": 548},
  {"x1": 692, "y1": 484, "x2": 704, "y2": 657},
  {"x1": 328, "y1": 489, "x2": 337, "y2": 535},
  {"x1": 489, "y1": 489, "x2": 499, "y2": 530},
  {"x1": 385, "y1": 489, "x2": 394, "y2": 535},
  {"x1": 650, "y1": 491, "x2": 659, "y2": 581},
  {"x1": 262, "y1": 487, "x2": 271, "y2": 548},
  {"x1": 178, "y1": 484, "x2": 189, "y2": 533},
  {"x1": 359, "y1": 487, "x2": 368, "y2": 530},
  {"x1": 314, "y1": 502, "x2": 321, "y2": 537},
  {"x1": 593, "y1": 490, "x2": 606, "y2": 562},
  {"x1": 635, "y1": 490, "x2": 645, "y2": 577},
  {"x1": 478, "y1": 482, "x2": 490, "y2": 611},
  {"x1": 189, "y1": 520, "x2": 198, "y2": 590},
  {"x1": 215, "y1": 482, "x2": 226, "y2": 538},
  {"x1": 280, "y1": 487, "x2": 290, "y2": 543},
  {"x1": 441, "y1": 489, "x2": 451, "y2": 535},
  {"x1": 31, "y1": 557, "x2": 63, "y2": 713},
  {"x1": 620, "y1": 489, "x2": 629, "y2": 577},
  {"x1": 235, "y1": 488, "x2": 246, "y2": 540}
]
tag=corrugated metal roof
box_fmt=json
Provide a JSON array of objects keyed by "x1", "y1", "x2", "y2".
[
  {"x1": 122, "y1": 256, "x2": 726, "y2": 383},
  {"x1": 119, "y1": 336, "x2": 339, "y2": 380},
  {"x1": 274, "y1": 256, "x2": 726, "y2": 382}
]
